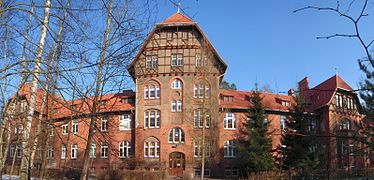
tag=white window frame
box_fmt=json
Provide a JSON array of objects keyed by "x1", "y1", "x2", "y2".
[
  {"x1": 144, "y1": 110, "x2": 160, "y2": 128},
  {"x1": 47, "y1": 146, "x2": 54, "y2": 159},
  {"x1": 177, "y1": 100, "x2": 183, "y2": 112},
  {"x1": 168, "y1": 128, "x2": 185, "y2": 144},
  {"x1": 119, "y1": 114, "x2": 132, "y2": 131},
  {"x1": 144, "y1": 141, "x2": 160, "y2": 158},
  {"x1": 90, "y1": 143, "x2": 96, "y2": 158},
  {"x1": 9, "y1": 144, "x2": 15, "y2": 158},
  {"x1": 171, "y1": 54, "x2": 183, "y2": 66},
  {"x1": 171, "y1": 100, "x2": 177, "y2": 112},
  {"x1": 224, "y1": 112, "x2": 236, "y2": 129},
  {"x1": 194, "y1": 84, "x2": 210, "y2": 98},
  {"x1": 101, "y1": 143, "x2": 108, "y2": 158},
  {"x1": 62, "y1": 124, "x2": 68, "y2": 135},
  {"x1": 195, "y1": 54, "x2": 201, "y2": 67},
  {"x1": 194, "y1": 109, "x2": 210, "y2": 128},
  {"x1": 119, "y1": 141, "x2": 131, "y2": 158},
  {"x1": 280, "y1": 115, "x2": 287, "y2": 131},
  {"x1": 101, "y1": 116, "x2": 108, "y2": 132},
  {"x1": 144, "y1": 85, "x2": 160, "y2": 99},
  {"x1": 194, "y1": 141, "x2": 210, "y2": 157},
  {"x1": 224, "y1": 140, "x2": 236, "y2": 158},
  {"x1": 17, "y1": 144, "x2": 22, "y2": 158},
  {"x1": 61, "y1": 144, "x2": 67, "y2": 159},
  {"x1": 71, "y1": 144, "x2": 78, "y2": 159},
  {"x1": 72, "y1": 119, "x2": 78, "y2": 134},
  {"x1": 171, "y1": 79, "x2": 182, "y2": 89}
]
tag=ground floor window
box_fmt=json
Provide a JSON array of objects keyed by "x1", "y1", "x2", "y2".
[
  {"x1": 225, "y1": 167, "x2": 238, "y2": 177},
  {"x1": 194, "y1": 168, "x2": 210, "y2": 177}
]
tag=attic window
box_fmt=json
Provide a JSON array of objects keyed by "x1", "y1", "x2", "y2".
[
  {"x1": 167, "y1": 32, "x2": 173, "y2": 40},
  {"x1": 221, "y1": 95, "x2": 234, "y2": 102},
  {"x1": 182, "y1": 31, "x2": 188, "y2": 40},
  {"x1": 281, "y1": 100, "x2": 290, "y2": 107},
  {"x1": 122, "y1": 98, "x2": 134, "y2": 104}
]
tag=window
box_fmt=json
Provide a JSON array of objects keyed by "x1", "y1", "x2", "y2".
[
  {"x1": 225, "y1": 167, "x2": 238, "y2": 177},
  {"x1": 196, "y1": 54, "x2": 202, "y2": 67},
  {"x1": 71, "y1": 144, "x2": 78, "y2": 159},
  {"x1": 62, "y1": 124, "x2": 68, "y2": 135},
  {"x1": 221, "y1": 95, "x2": 234, "y2": 102},
  {"x1": 144, "y1": 110, "x2": 160, "y2": 128},
  {"x1": 194, "y1": 84, "x2": 210, "y2": 98},
  {"x1": 101, "y1": 143, "x2": 108, "y2": 158},
  {"x1": 171, "y1": 54, "x2": 183, "y2": 66},
  {"x1": 194, "y1": 141, "x2": 210, "y2": 157},
  {"x1": 171, "y1": 100, "x2": 183, "y2": 112},
  {"x1": 336, "y1": 94, "x2": 343, "y2": 107},
  {"x1": 224, "y1": 112, "x2": 236, "y2": 129},
  {"x1": 194, "y1": 168, "x2": 210, "y2": 177},
  {"x1": 101, "y1": 116, "x2": 108, "y2": 132},
  {"x1": 144, "y1": 84, "x2": 160, "y2": 99},
  {"x1": 144, "y1": 137, "x2": 160, "y2": 158},
  {"x1": 182, "y1": 31, "x2": 188, "y2": 40},
  {"x1": 119, "y1": 114, "x2": 132, "y2": 130},
  {"x1": 61, "y1": 144, "x2": 67, "y2": 159},
  {"x1": 72, "y1": 119, "x2": 78, "y2": 134},
  {"x1": 17, "y1": 144, "x2": 22, "y2": 158},
  {"x1": 47, "y1": 146, "x2": 54, "y2": 159},
  {"x1": 20, "y1": 99, "x2": 27, "y2": 112},
  {"x1": 171, "y1": 79, "x2": 182, "y2": 89},
  {"x1": 194, "y1": 109, "x2": 210, "y2": 128},
  {"x1": 49, "y1": 125, "x2": 54, "y2": 136},
  {"x1": 15, "y1": 125, "x2": 23, "y2": 134},
  {"x1": 167, "y1": 32, "x2": 173, "y2": 40},
  {"x1": 119, "y1": 141, "x2": 131, "y2": 158},
  {"x1": 90, "y1": 143, "x2": 96, "y2": 158},
  {"x1": 169, "y1": 128, "x2": 185, "y2": 143},
  {"x1": 281, "y1": 100, "x2": 290, "y2": 107},
  {"x1": 224, "y1": 140, "x2": 236, "y2": 158},
  {"x1": 308, "y1": 120, "x2": 316, "y2": 132},
  {"x1": 9, "y1": 144, "x2": 15, "y2": 157},
  {"x1": 340, "y1": 119, "x2": 351, "y2": 130},
  {"x1": 309, "y1": 144, "x2": 317, "y2": 153},
  {"x1": 146, "y1": 55, "x2": 158, "y2": 68},
  {"x1": 280, "y1": 115, "x2": 287, "y2": 131}
]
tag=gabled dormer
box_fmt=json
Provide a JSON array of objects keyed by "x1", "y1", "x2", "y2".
[{"x1": 127, "y1": 12, "x2": 227, "y2": 80}]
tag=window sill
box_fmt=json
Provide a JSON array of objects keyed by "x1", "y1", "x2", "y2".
[{"x1": 224, "y1": 128, "x2": 236, "y2": 130}]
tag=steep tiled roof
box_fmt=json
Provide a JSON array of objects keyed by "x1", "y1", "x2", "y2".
[
  {"x1": 53, "y1": 91, "x2": 135, "y2": 119},
  {"x1": 220, "y1": 89, "x2": 294, "y2": 111},
  {"x1": 309, "y1": 75, "x2": 354, "y2": 109},
  {"x1": 161, "y1": 12, "x2": 194, "y2": 24}
]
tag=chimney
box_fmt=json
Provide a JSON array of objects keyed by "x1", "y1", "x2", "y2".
[{"x1": 288, "y1": 88, "x2": 295, "y2": 96}]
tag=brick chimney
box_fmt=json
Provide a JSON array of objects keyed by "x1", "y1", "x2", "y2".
[
  {"x1": 298, "y1": 77, "x2": 310, "y2": 92},
  {"x1": 288, "y1": 88, "x2": 295, "y2": 96}
]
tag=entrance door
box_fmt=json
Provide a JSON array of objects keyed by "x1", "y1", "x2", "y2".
[{"x1": 168, "y1": 152, "x2": 185, "y2": 176}]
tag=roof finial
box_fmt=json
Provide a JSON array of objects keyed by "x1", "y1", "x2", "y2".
[
  {"x1": 335, "y1": 66, "x2": 339, "y2": 76},
  {"x1": 177, "y1": 1, "x2": 181, "y2": 13}
]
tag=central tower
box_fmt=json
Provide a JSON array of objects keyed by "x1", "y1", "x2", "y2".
[{"x1": 127, "y1": 12, "x2": 227, "y2": 177}]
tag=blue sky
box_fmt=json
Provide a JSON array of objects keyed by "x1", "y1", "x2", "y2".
[{"x1": 153, "y1": 0, "x2": 374, "y2": 94}]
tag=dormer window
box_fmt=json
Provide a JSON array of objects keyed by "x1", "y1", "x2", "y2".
[
  {"x1": 171, "y1": 54, "x2": 183, "y2": 66},
  {"x1": 281, "y1": 100, "x2": 290, "y2": 107},
  {"x1": 221, "y1": 95, "x2": 234, "y2": 102}
]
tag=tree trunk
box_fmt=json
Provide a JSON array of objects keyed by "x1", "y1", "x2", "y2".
[
  {"x1": 19, "y1": 0, "x2": 51, "y2": 179},
  {"x1": 80, "y1": 1, "x2": 112, "y2": 179}
]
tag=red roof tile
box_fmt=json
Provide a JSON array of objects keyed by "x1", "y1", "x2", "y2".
[
  {"x1": 161, "y1": 12, "x2": 194, "y2": 24},
  {"x1": 220, "y1": 89, "x2": 294, "y2": 111}
]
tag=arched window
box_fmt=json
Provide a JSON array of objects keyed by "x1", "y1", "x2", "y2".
[
  {"x1": 169, "y1": 128, "x2": 185, "y2": 143},
  {"x1": 144, "y1": 80, "x2": 160, "y2": 99},
  {"x1": 171, "y1": 79, "x2": 182, "y2": 89},
  {"x1": 224, "y1": 112, "x2": 236, "y2": 129},
  {"x1": 119, "y1": 141, "x2": 131, "y2": 158},
  {"x1": 144, "y1": 137, "x2": 160, "y2": 158},
  {"x1": 194, "y1": 83, "x2": 210, "y2": 98},
  {"x1": 144, "y1": 110, "x2": 160, "y2": 128},
  {"x1": 340, "y1": 119, "x2": 351, "y2": 130}
]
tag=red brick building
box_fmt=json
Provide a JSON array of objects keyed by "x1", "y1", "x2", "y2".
[{"x1": 4, "y1": 12, "x2": 367, "y2": 178}]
